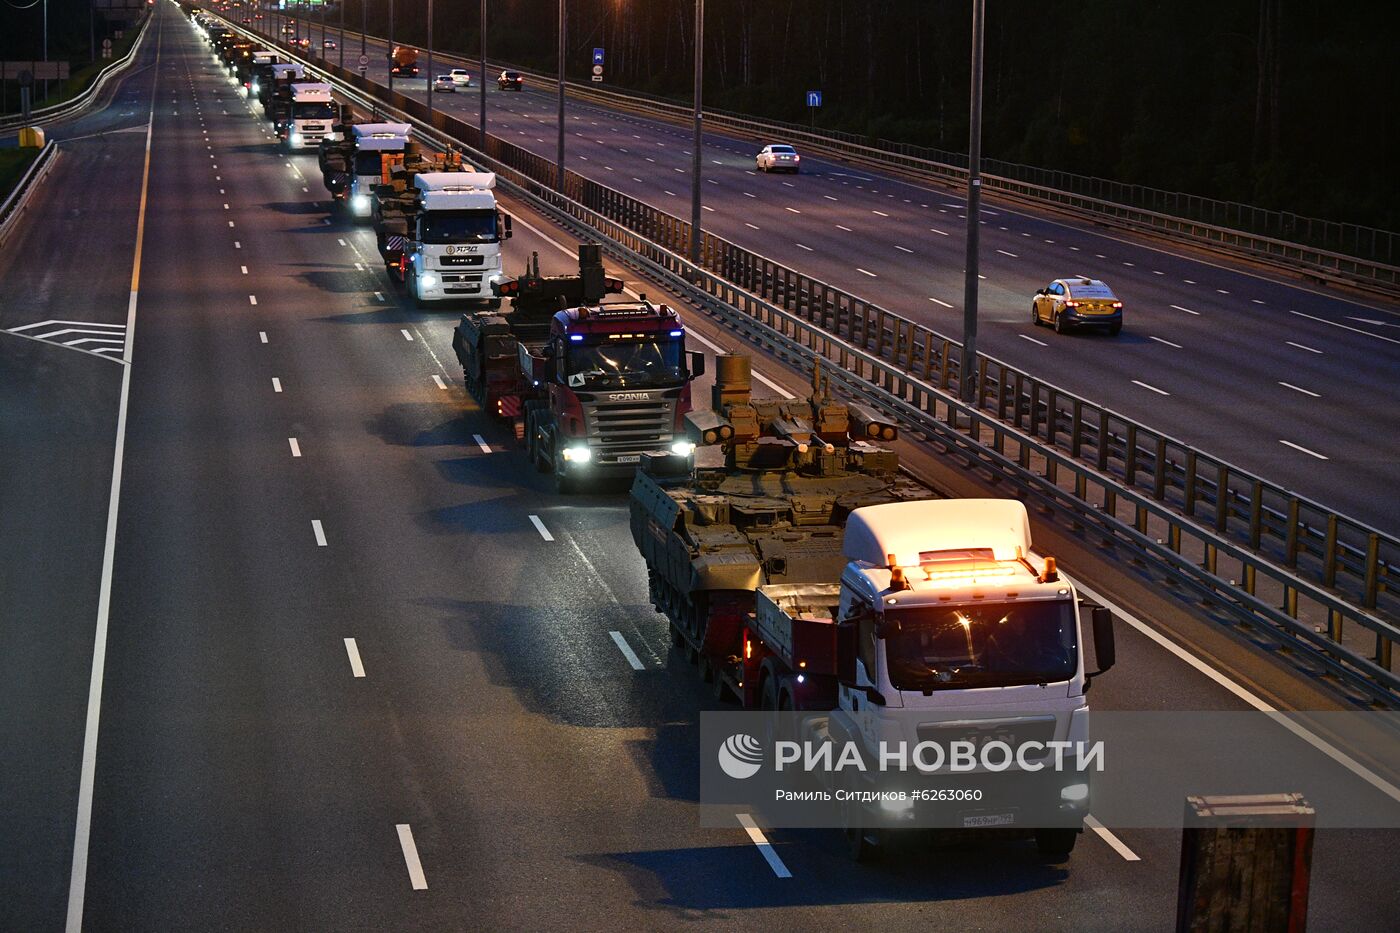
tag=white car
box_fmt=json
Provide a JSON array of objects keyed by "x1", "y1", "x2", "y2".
[
  {"x1": 449, "y1": 68, "x2": 473, "y2": 87},
  {"x1": 433, "y1": 75, "x2": 456, "y2": 93},
  {"x1": 756, "y1": 143, "x2": 800, "y2": 173}
]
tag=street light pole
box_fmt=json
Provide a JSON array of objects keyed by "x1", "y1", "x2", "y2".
[
  {"x1": 360, "y1": 0, "x2": 367, "y2": 60},
  {"x1": 689, "y1": 0, "x2": 703, "y2": 268},
  {"x1": 339, "y1": 0, "x2": 345, "y2": 69},
  {"x1": 958, "y1": 0, "x2": 985, "y2": 404},
  {"x1": 387, "y1": 0, "x2": 393, "y2": 91},
  {"x1": 555, "y1": 0, "x2": 565, "y2": 191},
  {"x1": 426, "y1": 0, "x2": 434, "y2": 114},
  {"x1": 479, "y1": 0, "x2": 487, "y2": 148}
]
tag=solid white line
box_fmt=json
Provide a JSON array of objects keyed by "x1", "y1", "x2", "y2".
[
  {"x1": 1286, "y1": 340, "x2": 1322, "y2": 354},
  {"x1": 1085, "y1": 816, "x2": 1141, "y2": 861},
  {"x1": 609, "y1": 631, "x2": 646, "y2": 670},
  {"x1": 432, "y1": 374, "x2": 448, "y2": 389},
  {"x1": 472, "y1": 434, "x2": 492, "y2": 454},
  {"x1": 344, "y1": 638, "x2": 366, "y2": 677},
  {"x1": 1018, "y1": 334, "x2": 1047, "y2": 347},
  {"x1": 1169, "y1": 304, "x2": 1199, "y2": 316},
  {"x1": 259, "y1": 331, "x2": 268, "y2": 344},
  {"x1": 1132, "y1": 380, "x2": 1170, "y2": 396},
  {"x1": 401, "y1": 329, "x2": 414, "y2": 341},
  {"x1": 288, "y1": 437, "x2": 302, "y2": 458},
  {"x1": 1288, "y1": 309, "x2": 1400, "y2": 346},
  {"x1": 65, "y1": 35, "x2": 161, "y2": 928},
  {"x1": 928, "y1": 297, "x2": 954, "y2": 309},
  {"x1": 736, "y1": 814, "x2": 792, "y2": 878},
  {"x1": 271, "y1": 377, "x2": 283, "y2": 393},
  {"x1": 1148, "y1": 336, "x2": 1182, "y2": 348},
  {"x1": 396, "y1": 825, "x2": 428, "y2": 890},
  {"x1": 1280, "y1": 439, "x2": 1328, "y2": 460},
  {"x1": 1069, "y1": 577, "x2": 1400, "y2": 805},
  {"x1": 312, "y1": 520, "x2": 328, "y2": 547},
  {"x1": 528, "y1": 515, "x2": 554, "y2": 542},
  {"x1": 1279, "y1": 382, "x2": 1320, "y2": 398}
]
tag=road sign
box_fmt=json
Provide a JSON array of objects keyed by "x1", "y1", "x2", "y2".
[
  {"x1": 592, "y1": 48, "x2": 605, "y2": 65},
  {"x1": 358, "y1": 54, "x2": 369, "y2": 67},
  {"x1": 591, "y1": 64, "x2": 603, "y2": 76},
  {"x1": 1, "y1": 61, "x2": 70, "y2": 81},
  {"x1": 591, "y1": 75, "x2": 603, "y2": 83},
  {"x1": 102, "y1": 39, "x2": 113, "y2": 50},
  {"x1": 806, "y1": 90, "x2": 822, "y2": 108}
]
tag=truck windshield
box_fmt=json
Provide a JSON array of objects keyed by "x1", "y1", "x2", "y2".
[
  {"x1": 883, "y1": 601, "x2": 1077, "y2": 690},
  {"x1": 293, "y1": 102, "x2": 336, "y2": 120},
  {"x1": 419, "y1": 210, "x2": 498, "y2": 244},
  {"x1": 354, "y1": 151, "x2": 386, "y2": 176},
  {"x1": 566, "y1": 337, "x2": 684, "y2": 389}
]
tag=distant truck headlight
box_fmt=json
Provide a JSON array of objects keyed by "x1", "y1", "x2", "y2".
[
  {"x1": 351, "y1": 194, "x2": 371, "y2": 215},
  {"x1": 562, "y1": 446, "x2": 592, "y2": 463}
]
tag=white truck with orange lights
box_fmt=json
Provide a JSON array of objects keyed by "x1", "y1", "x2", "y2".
[
  {"x1": 744, "y1": 499, "x2": 1116, "y2": 860},
  {"x1": 284, "y1": 83, "x2": 337, "y2": 150}
]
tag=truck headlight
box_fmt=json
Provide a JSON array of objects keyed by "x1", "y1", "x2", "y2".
[
  {"x1": 351, "y1": 194, "x2": 371, "y2": 215},
  {"x1": 290, "y1": 132, "x2": 303, "y2": 148},
  {"x1": 251, "y1": 80, "x2": 260, "y2": 94},
  {"x1": 419, "y1": 272, "x2": 439, "y2": 290},
  {"x1": 1061, "y1": 782, "x2": 1089, "y2": 804},
  {"x1": 670, "y1": 440, "x2": 696, "y2": 457},
  {"x1": 879, "y1": 795, "x2": 915, "y2": 817},
  {"x1": 562, "y1": 446, "x2": 592, "y2": 463}
]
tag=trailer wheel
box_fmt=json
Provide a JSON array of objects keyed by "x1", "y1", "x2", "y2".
[{"x1": 1034, "y1": 828, "x2": 1078, "y2": 860}]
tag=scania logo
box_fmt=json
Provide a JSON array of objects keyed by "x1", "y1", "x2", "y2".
[{"x1": 608, "y1": 392, "x2": 652, "y2": 401}]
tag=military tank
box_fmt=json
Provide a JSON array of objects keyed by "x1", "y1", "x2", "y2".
[{"x1": 629, "y1": 354, "x2": 928, "y2": 698}]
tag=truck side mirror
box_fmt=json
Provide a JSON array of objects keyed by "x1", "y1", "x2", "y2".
[
  {"x1": 1090, "y1": 606, "x2": 1115, "y2": 676},
  {"x1": 687, "y1": 350, "x2": 706, "y2": 380},
  {"x1": 836, "y1": 620, "x2": 857, "y2": 686},
  {"x1": 502, "y1": 213, "x2": 513, "y2": 240}
]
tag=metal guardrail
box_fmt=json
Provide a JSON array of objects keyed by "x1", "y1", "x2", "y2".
[
  {"x1": 0, "y1": 13, "x2": 152, "y2": 133},
  {"x1": 0, "y1": 141, "x2": 58, "y2": 249},
  {"x1": 275, "y1": 19, "x2": 1399, "y2": 296},
  {"x1": 221, "y1": 19, "x2": 1400, "y2": 706}
]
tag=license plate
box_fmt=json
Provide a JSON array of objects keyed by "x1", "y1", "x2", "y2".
[
  {"x1": 963, "y1": 812, "x2": 1016, "y2": 828},
  {"x1": 615, "y1": 455, "x2": 640, "y2": 464}
]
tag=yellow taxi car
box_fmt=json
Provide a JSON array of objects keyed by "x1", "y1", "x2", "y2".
[{"x1": 1031, "y1": 277, "x2": 1123, "y2": 335}]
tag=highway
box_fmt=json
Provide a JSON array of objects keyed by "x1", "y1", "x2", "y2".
[
  {"x1": 2, "y1": 3, "x2": 1399, "y2": 929},
  {"x1": 250, "y1": 13, "x2": 1400, "y2": 535}
]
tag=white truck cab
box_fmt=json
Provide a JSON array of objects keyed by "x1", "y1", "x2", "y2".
[
  {"x1": 287, "y1": 82, "x2": 336, "y2": 150},
  {"x1": 348, "y1": 123, "x2": 412, "y2": 218},
  {"x1": 407, "y1": 171, "x2": 512, "y2": 306}
]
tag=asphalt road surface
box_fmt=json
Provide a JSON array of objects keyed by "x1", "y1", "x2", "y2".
[
  {"x1": 249, "y1": 12, "x2": 1400, "y2": 536},
  {"x1": 2, "y1": 4, "x2": 1398, "y2": 930}
]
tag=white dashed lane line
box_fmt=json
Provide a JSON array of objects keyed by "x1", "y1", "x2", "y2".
[
  {"x1": 1148, "y1": 336, "x2": 1182, "y2": 348},
  {"x1": 609, "y1": 631, "x2": 646, "y2": 670},
  {"x1": 529, "y1": 515, "x2": 555, "y2": 542},
  {"x1": 1132, "y1": 380, "x2": 1170, "y2": 396},
  {"x1": 1019, "y1": 334, "x2": 1047, "y2": 347},
  {"x1": 1279, "y1": 382, "x2": 1320, "y2": 398},
  {"x1": 1280, "y1": 440, "x2": 1328, "y2": 461},
  {"x1": 1286, "y1": 341, "x2": 1322, "y2": 354},
  {"x1": 343, "y1": 638, "x2": 366, "y2": 678},
  {"x1": 1169, "y1": 305, "x2": 1200, "y2": 316}
]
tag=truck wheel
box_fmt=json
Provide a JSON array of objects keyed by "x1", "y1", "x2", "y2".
[{"x1": 1035, "y1": 828, "x2": 1078, "y2": 860}]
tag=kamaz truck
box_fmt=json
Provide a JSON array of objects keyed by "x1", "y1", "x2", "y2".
[
  {"x1": 453, "y1": 245, "x2": 706, "y2": 491},
  {"x1": 259, "y1": 62, "x2": 304, "y2": 114},
  {"x1": 316, "y1": 122, "x2": 410, "y2": 215},
  {"x1": 282, "y1": 83, "x2": 337, "y2": 150},
  {"x1": 744, "y1": 499, "x2": 1117, "y2": 861}
]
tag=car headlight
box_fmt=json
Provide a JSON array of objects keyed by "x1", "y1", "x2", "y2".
[
  {"x1": 419, "y1": 272, "x2": 439, "y2": 290},
  {"x1": 351, "y1": 194, "x2": 371, "y2": 215},
  {"x1": 670, "y1": 440, "x2": 696, "y2": 457},
  {"x1": 562, "y1": 446, "x2": 592, "y2": 463}
]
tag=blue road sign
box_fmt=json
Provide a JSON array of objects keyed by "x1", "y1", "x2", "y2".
[
  {"x1": 806, "y1": 90, "x2": 822, "y2": 108},
  {"x1": 593, "y1": 48, "x2": 606, "y2": 65}
]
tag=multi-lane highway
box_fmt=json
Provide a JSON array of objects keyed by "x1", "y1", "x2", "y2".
[
  {"x1": 3, "y1": 3, "x2": 1399, "y2": 930},
  {"x1": 249, "y1": 13, "x2": 1400, "y2": 535}
]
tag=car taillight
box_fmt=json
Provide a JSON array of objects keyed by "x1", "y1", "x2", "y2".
[
  {"x1": 1065, "y1": 300, "x2": 1079, "y2": 308},
  {"x1": 1112, "y1": 301, "x2": 1123, "y2": 308}
]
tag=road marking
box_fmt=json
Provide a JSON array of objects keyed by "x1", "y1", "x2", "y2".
[
  {"x1": 743, "y1": 192, "x2": 756, "y2": 198},
  {"x1": 344, "y1": 638, "x2": 366, "y2": 678},
  {"x1": 929, "y1": 227, "x2": 948, "y2": 236},
  {"x1": 996, "y1": 249, "x2": 1018, "y2": 258},
  {"x1": 528, "y1": 515, "x2": 554, "y2": 542},
  {"x1": 288, "y1": 437, "x2": 302, "y2": 457},
  {"x1": 785, "y1": 207, "x2": 802, "y2": 214},
  {"x1": 835, "y1": 224, "x2": 852, "y2": 232},
  {"x1": 1217, "y1": 289, "x2": 1229, "y2": 294},
  {"x1": 1069, "y1": 245, "x2": 1079, "y2": 250},
  {"x1": 823, "y1": 195, "x2": 838, "y2": 201},
  {"x1": 432, "y1": 374, "x2": 448, "y2": 389},
  {"x1": 240, "y1": 265, "x2": 248, "y2": 274},
  {"x1": 664, "y1": 190, "x2": 676, "y2": 196},
  {"x1": 796, "y1": 243, "x2": 813, "y2": 251},
  {"x1": 312, "y1": 520, "x2": 328, "y2": 547},
  {"x1": 1288, "y1": 309, "x2": 1400, "y2": 346},
  {"x1": 375, "y1": 291, "x2": 386, "y2": 302},
  {"x1": 1019, "y1": 334, "x2": 1047, "y2": 346},
  {"x1": 871, "y1": 210, "x2": 889, "y2": 217},
  {"x1": 856, "y1": 268, "x2": 877, "y2": 277},
  {"x1": 401, "y1": 329, "x2": 414, "y2": 341},
  {"x1": 1122, "y1": 261, "x2": 1135, "y2": 267},
  {"x1": 234, "y1": 241, "x2": 240, "y2": 248},
  {"x1": 1184, "y1": 279, "x2": 1196, "y2": 284},
  {"x1": 228, "y1": 221, "x2": 234, "y2": 227},
  {"x1": 1148, "y1": 336, "x2": 1182, "y2": 348},
  {"x1": 702, "y1": 205, "x2": 716, "y2": 212},
  {"x1": 472, "y1": 434, "x2": 492, "y2": 454},
  {"x1": 609, "y1": 631, "x2": 646, "y2": 670},
  {"x1": 272, "y1": 377, "x2": 283, "y2": 393},
  {"x1": 259, "y1": 331, "x2": 268, "y2": 343},
  {"x1": 1169, "y1": 304, "x2": 1200, "y2": 316},
  {"x1": 736, "y1": 814, "x2": 792, "y2": 878},
  {"x1": 1132, "y1": 380, "x2": 1170, "y2": 396},
  {"x1": 1286, "y1": 340, "x2": 1322, "y2": 354},
  {"x1": 895, "y1": 245, "x2": 913, "y2": 253},
  {"x1": 338, "y1": 238, "x2": 348, "y2": 246},
  {"x1": 1252, "y1": 298, "x2": 1266, "y2": 304},
  {"x1": 396, "y1": 825, "x2": 428, "y2": 890},
  {"x1": 745, "y1": 222, "x2": 760, "y2": 230},
  {"x1": 248, "y1": 295, "x2": 258, "y2": 306},
  {"x1": 222, "y1": 203, "x2": 229, "y2": 210},
  {"x1": 64, "y1": 43, "x2": 160, "y2": 928},
  {"x1": 1279, "y1": 440, "x2": 1328, "y2": 460},
  {"x1": 1085, "y1": 816, "x2": 1141, "y2": 861},
  {"x1": 929, "y1": 297, "x2": 954, "y2": 309},
  {"x1": 1279, "y1": 382, "x2": 1320, "y2": 398}
]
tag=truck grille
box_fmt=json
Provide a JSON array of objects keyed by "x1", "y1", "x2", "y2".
[
  {"x1": 582, "y1": 395, "x2": 676, "y2": 459},
  {"x1": 437, "y1": 254, "x2": 484, "y2": 267}
]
